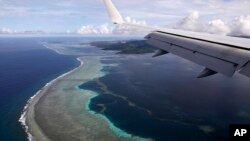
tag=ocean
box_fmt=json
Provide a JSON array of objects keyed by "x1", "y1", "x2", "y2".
[
  {"x1": 1, "y1": 36, "x2": 250, "y2": 141},
  {"x1": 0, "y1": 36, "x2": 78, "y2": 141}
]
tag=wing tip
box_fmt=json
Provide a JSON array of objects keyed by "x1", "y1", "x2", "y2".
[{"x1": 103, "y1": 0, "x2": 124, "y2": 24}]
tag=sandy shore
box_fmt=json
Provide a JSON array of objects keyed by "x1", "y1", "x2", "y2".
[{"x1": 21, "y1": 56, "x2": 151, "y2": 141}]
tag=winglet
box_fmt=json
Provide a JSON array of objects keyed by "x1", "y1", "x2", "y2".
[{"x1": 103, "y1": 0, "x2": 124, "y2": 24}]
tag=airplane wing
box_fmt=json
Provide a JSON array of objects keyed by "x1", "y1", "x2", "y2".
[{"x1": 103, "y1": 0, "x2": 250, "y2": 78}]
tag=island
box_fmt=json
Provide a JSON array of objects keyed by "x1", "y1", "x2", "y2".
[{"x1": 89, "y1": 40, "x2": 156, "y2": 54}]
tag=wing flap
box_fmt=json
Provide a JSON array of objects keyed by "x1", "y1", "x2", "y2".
[
  {"x1": 146, "y1": 33, "x2": 247, "y2": 77},
  {"x1": 147, "y1": 32, "x2": 250, "y2": 67}
]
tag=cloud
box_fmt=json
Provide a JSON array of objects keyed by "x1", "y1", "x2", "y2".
[
  {"x1": 77, "y1": 16, "x2": 149, "y2": 35},
  {"x1": 1, "y1": 0, "x2": 249, "y2": 37},
  {"x1": 0, "y1": 27, "x2": 13, "y2": 34},
  {"x1": 0, "y1": 27, "x2": 57, "y2": 34},
  {"x1": 230, "y1": 16, "x2": 250, "y2": 36},
  {"x1": 77, "y1": 24, "x2": 113, "y2": 34},
  {"x1": 174, "y1": 11, "x2": 250, "y2": 36},
  {"x1": 22, "y1": 30, "x2": 47, "y2": 34},
  {"x1": 176, "y1": 11, "x2": 200, "y2": 31},
  {"x1": 112, "y1": 16, "x2": 149, "y2": 35},
  {"x1": 206, "y1": 19, "x2": 230, "y2": 35},
  {"x1": 124, "y1": 16, "x2": 147, "y2": 25}
]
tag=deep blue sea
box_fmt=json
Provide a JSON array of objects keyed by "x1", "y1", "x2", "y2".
[{"x1": 0, "y1": 36, "x2": 79, "y2": 141}]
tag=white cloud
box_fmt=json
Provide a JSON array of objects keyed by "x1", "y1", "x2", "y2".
[
  {"x1": 124, "y1": 16, "x2": 147, "y2": 26},
  {"x1": 114, "y1": 0, "x2": 250, "y2": 27},
  {"x1": 98, "y1": 24, "x2": 113, "y2": 34},
  {"x1": 77, "y1": 16, "x2": 149, "y2": 35},
  {"x1": 230, "y1": 16, "x2": 250, "y2": 36},
  {"x1": 113, "y1": 16, "x2": 149, "y2": 35},
  {"x1": 206, "y1": 19, "x2": 230, "y2": 35},
  {"x1": 1, "y1": 0, "x2": 250, "y2": 37},
  {"x1": 0, "y1": 27, "x2": 58, "y2": 34},
  {"x1": 77, "y1": 24, "x2": 113, "y2": 34},
  {"x1": 0, "y1": 27, "x2": 13, "y2": 34},
  {"x1": 174, "y1": 11, "x2": 250, "y2": 36},
  {"x1": 176, "y1": 11, "x2": 200, "y2": 31}
]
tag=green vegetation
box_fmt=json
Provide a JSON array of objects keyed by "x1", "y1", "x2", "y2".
[{"x1": 90, "y1": 40, "x2": 156, "y2": 54}]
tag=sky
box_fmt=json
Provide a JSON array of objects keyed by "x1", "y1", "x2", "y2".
[{"x1": 0, "y1": 0, "x2": 250, "y2": 35}]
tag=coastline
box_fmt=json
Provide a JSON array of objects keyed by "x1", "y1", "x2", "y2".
[
  {"x1": 19, "y1": 58, "x2": 84, "y2": 141},
  {"x1": 20, "y1": 56, "x2": 152, "y2": 141}
]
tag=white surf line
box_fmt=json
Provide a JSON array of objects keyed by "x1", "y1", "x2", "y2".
[{"x1": 19, "y1": 57, "x2": 84, "y2": 141}]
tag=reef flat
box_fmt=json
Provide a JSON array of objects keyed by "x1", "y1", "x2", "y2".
[{"x1": 24, "y1": 56, "x2": 151, "y2": 141}]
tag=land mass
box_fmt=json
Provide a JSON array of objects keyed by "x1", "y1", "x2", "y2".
[{"x1": 89, "y1": 40, "x2": 156, "y2": 54}]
